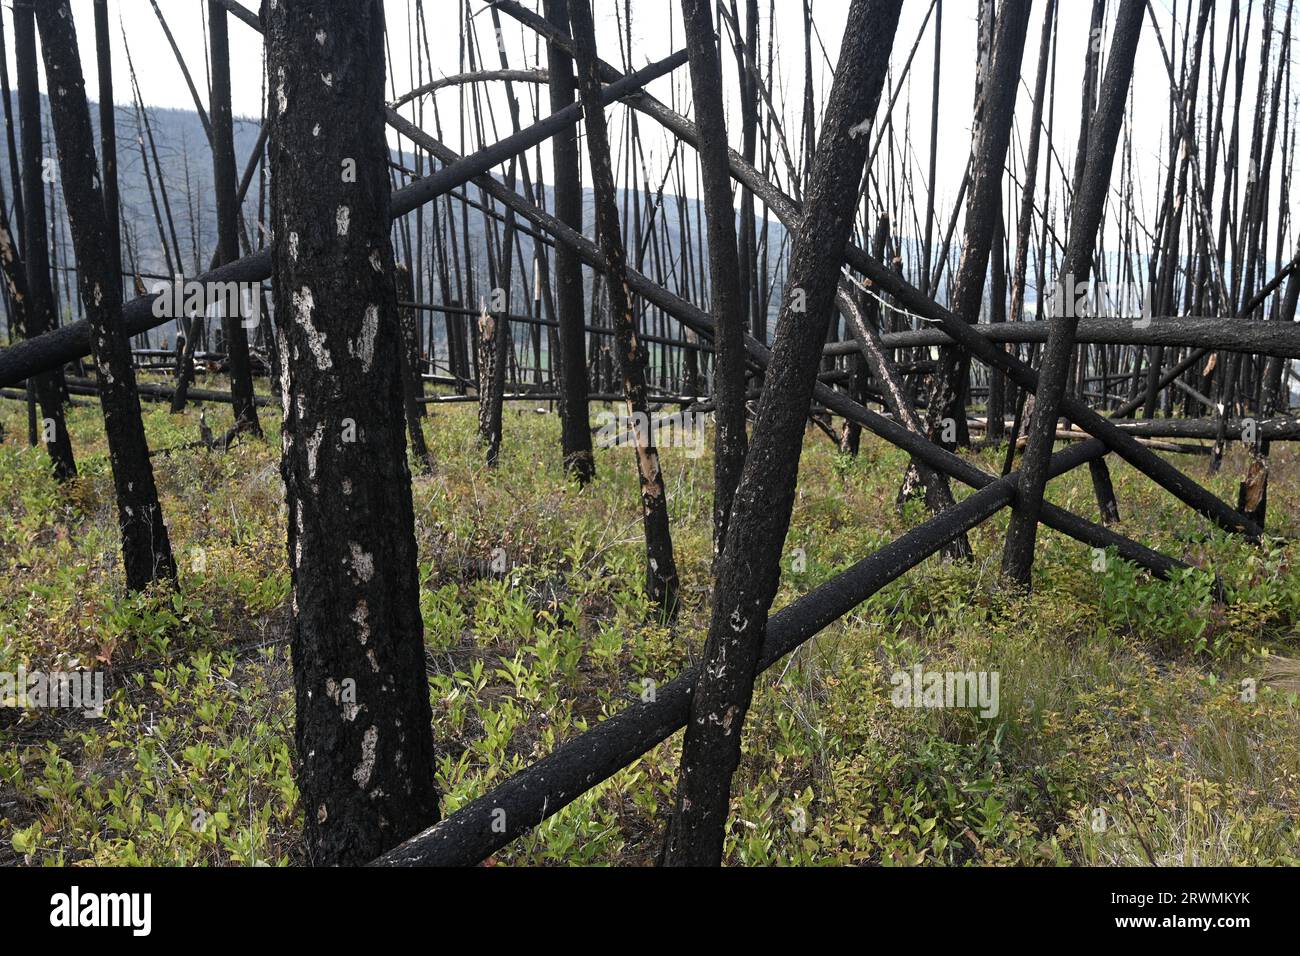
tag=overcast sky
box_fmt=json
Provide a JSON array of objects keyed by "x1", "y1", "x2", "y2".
[{"x1": 4, "y1": 0, "x2": 1288, "y2": 250}]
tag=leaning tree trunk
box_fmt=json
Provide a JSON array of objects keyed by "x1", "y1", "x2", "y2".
[
  {"x1": 662, "y1": 0, "x2": 904, "y2": 866},
  {"x1": 542, "y1": 0, "x2": 595, "y2": 485},
  {"x1": 266, "y1": 0, "x2": 438, "y2": 866},
  {"x1": 208, "y1": 1, "x2": 261, "y2": 435},
  {"x1": 35, "y1": 0, "x2": 176, "y2": 591},
  {"x1": 13, "y1": 2, "x2": 74, "y2": 481},
  {"x1": 1002, "y1": 0, "x2": 1146, "y2": 587},
  {"x1": 569, "y1": 0, "x2": 679, "y2": 617},
  {"x1": 681, "y1": 0, "x2": 748, "y2": 558}
]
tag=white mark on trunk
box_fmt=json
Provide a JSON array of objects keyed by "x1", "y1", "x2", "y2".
[
  {"x1": 353, "y1": 726, "x2": 378, "y2": 788},
  {"x1": 276, "y1": 67, "x2": 288, "y2": 115},
  {"x1": 288, "y1": 231, "x2": 299, "y2": 262},
  {"x1": 351, "y1": 599, "x2": 370, "y2": 646},
  {"x1": 336, "y1": 206, "x2": 350, "y2": 236},
  {"x1": 349, "y1": 542, "x2": 374, "y2": 582},
  {"x1": 292, "y1": 287, "x2": 331, "y2": 369},
  {"x1": 278, "y1": 328, "x2": 292, "y2": 418},
  {"x1": 306, "y1": 423, "x2": 325, "y2": 479},
  {"x1": 352, "y1": 305, "x2": 378, "y2": 371}
]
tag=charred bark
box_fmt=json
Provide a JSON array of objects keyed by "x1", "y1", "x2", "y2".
[
  {"x1": 396, "y1": 263, "x2": 432, "y2": 475},
  {"x1": 476, "y1": 302, "x2": 507, "y2": 466},
  {"x1": 208, "y1": 1, "x2": 261, "y2": 434},
  {"x1": 266, "y1": 0, "x2": 438, "y2": 865},
  {"x1": 542, "y1": 0, "x2": 596, "y2": 485},
  {"x1": 35, "y1": 0, "x2": 176, "y2": 590},
  {"x1": 1002, "y1": 0, "x2": 1146, "y2": 586},
  {"x1": 921, "y1": 0, "x2": 1032, "y2": 453},
  {"x1": 568, "y1": 0, "x2": 679, "y2": 616},
  {"x1": 681, "y1": 0, "x2": 748, "y2": 557},
  {"x1": 13, "y1": 1, "x2": 74, "y2": 480},
  {"x1": 662, "y1": 0, "x2": 903, "y2": 866}
]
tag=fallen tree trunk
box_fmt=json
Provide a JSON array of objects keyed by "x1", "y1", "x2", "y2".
[
  {"x1": 386, "y1": 114, "x2": 1189, "y2": 586},
  {"x1": 372, "y1": 438, "x2": 1116, "y2": 868},
  {"x1": 61, "y1": 375, "x2": 273, "y2": 407},
  {"x1": 492, "y1": 0, "x2": 1261, "y2": 547},
  {"x1": 0, "y1": 49, "x2": 688, "y2": 389},
  {"x1": 820, "y1": 317, "x2": 1300, "y2": 359}
]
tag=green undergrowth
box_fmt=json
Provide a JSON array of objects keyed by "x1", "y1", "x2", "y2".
[{"x1": 1, "y1": 378, "x2": 1298, "y2": 866}]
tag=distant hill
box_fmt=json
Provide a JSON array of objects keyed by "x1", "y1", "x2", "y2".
[{"x1": 0, "y1": 93, "x2": 790, "y2": 350}]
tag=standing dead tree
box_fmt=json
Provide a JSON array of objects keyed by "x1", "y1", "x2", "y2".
[
  {"x1": 92, "y1": 0, "x2": 118, "y2": 302},
  {"x1": 34, "y1": 0, "x2": 177, "y2": 591},
  {"x1": 266, "y1": 0, "x2": 438, "y2": 865},
  {"x1": 13, "y1": 1, "x2": 75, "y2": 480},
  {"x1": 208, "y1": 1, "x2": 261, "y2": 435},
  {"x1": 543, "y1": 0, "x2": 596, "y2": 484},
  {"x1": 569, "y1": 0, "x2": 679, "y2": 617},
  {"x1": 681, "y1": 0, "x2": 748, "y2": 557},
  {"x1": 396, "y1": 263, "x2": 433, "y2": 474},
  {"x1": 1002, "y1": 0, "x2": 1146, "y2": 586},
  {"x1": 662, "y1": 0, "x2": 903, "y2": 866}
]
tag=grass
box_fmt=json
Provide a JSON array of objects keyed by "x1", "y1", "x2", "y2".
[{"x1": 1, "y1": 378, "x2": 1299, "y2": 866}]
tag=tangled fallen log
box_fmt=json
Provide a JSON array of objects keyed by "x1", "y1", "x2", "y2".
[{"x1": 372, "y1": 439, "x2": 1146, "y2": 867}]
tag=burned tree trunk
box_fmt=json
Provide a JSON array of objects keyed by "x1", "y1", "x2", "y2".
[
  {"x1": 14, "y1": 2, "x2": 74, "y2": 481},
  {"x1": 662, "y1": 0, "x2": 903, "y2": 866},
  {"x1": 568, "y1": 0, "x2": 679, "y2": 616},
  {"x1": 35, "y1": 0, "x2": 176, "y2": 590},
  {"x1": 542, "y1": 0, "x2": 595, "y2": 485},
  {"x1": 1006, "y1": 0, "x2": 1056, "y2": 425},
  {"x1": 396, "y1": 263, "x2": 432, "y2": 475},
  {"x1": 1002, "y1": 0, "x2": 1146, "y2": 586},
  {"x1": 1241, "y1": 255, "x2": 1300, "y2": 526},
  {"x1": 92, "y1": 0, "x2": 118, "y2": 295},
  {"x1": 681, "y1": 0, "x2": 748, "y2": 557},
  {"x1": 476, "y1": 301, "x2": 508, "y2": 466},
  {"x1": 0, "y1": 187, "x2": 29, "y2": 343},
  {"x1": 209, "y1": 2, "x2": 261, "y2": 435},
  {"x1": 921, "y1": 0, "x2": 1032, "y2": 453},
  {"x1": 266, "y1": 0, "x2": 438, "y2": 866}
]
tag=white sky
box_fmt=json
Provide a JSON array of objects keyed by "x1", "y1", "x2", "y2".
[{"x1": 5, "y1": 0, "x2": 1293, "y2": 267}]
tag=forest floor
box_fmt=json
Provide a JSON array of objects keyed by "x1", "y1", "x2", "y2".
[{"x1": 2, "y1": 377, "x2": 1299, "y2": 866}]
